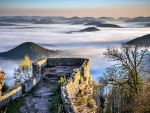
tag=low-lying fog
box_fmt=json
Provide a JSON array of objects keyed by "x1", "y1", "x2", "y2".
[{"x1": 0, "y1": 22, "x2": 150, "y2": 85}]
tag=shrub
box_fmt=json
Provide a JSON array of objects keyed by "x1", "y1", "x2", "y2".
[
  {"x1": 89, "y1": 76, "x2": 93, "y2": 83},
  {"x1": 2, "y1": 82, "x2": 9, "y2": 92},
  {"x1": 77, "y1": 97, "x2": 86, "y2": 106},
  {"x1": 87, "y1": 99, "x2": 94, "y2": 108},
  {"x1": 58, "y1": 76, "x2": 66, "y2": 84}
]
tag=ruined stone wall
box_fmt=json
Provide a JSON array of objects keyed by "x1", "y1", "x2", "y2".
[
  {"x1": 47, "y1": 58, "x2": 84, "y2": 66},
  {"x1": 36, "y1": 58, "x2": 47, "y2": 67},
  {"x1": 61, "y1": 59, "x2": 90, "y2": 113},
  {"x1": 0, "y1": 58, "x2": 46, "y2": 107},
  {"x1": 0, "y1": 86, "x2": 22, "y2": 106},
  {"x1": 0, "y1": 58, "x2": 94, "y2": 112}
]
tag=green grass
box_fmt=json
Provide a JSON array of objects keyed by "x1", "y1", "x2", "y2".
[
  {"x1": 49, "y1": 77, "x2": 66, "y2": 113},
  {"x1": 1, "y1": 97, "x2": 24, "y2": 113},
  {"x1": 49, "y1": 83, "x2": 64, "y2": 113}
]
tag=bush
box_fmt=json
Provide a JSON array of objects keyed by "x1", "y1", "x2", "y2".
[
  {"x1": 1, "y1": 97, "x2": 24, "y2": 113},
  {"x1": 49, "y1": 77, "x2": 65, "y2": 113},
  {"x1": 58, "y1": 76, "x2": 66, "y2": 84},
  {"x1": 2, "y1": 82, "x2": 9, "y2": 92},
  {"x1": 77, "y1": 97, "x2": 86, "y2": 106},
  {"x1": 87, "y1": 97, "x2": 94, "y2": 108}
]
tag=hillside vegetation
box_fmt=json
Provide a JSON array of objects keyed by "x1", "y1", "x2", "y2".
[
  {"x1": 0, "y1": 42, "x2": 58, "y2": 60},
  {"x1": 126, "y1": 34, "x2": 150, "y2": 46}
]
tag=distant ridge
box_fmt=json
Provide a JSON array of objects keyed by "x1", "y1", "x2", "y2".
[
  {"x1": 84, "y1": 22, "x2": 103, "y2": 25},
  {"x1": 34, "y1": 19, "x2": 56, "y2": 24},
  {"x1": 0, "y1": 22, "x2": 18, "y2": 26},
  {"x1": 79, "y1": 27, "x2": 100, "y2": 32},
  {"x1": 96, "y1": 23, "x2": 121, "y2": 28},
  {"x1": 126, "y1": 34, "x2": 150, "y2": 46},
  {"x1": 125, "y1": 16, "x2": 150, "y2": 22},
  {"x1": 0, "y1": 42, "x2": 58, "y2": 60},
  {"x1": 67, "y1": 27, "x2": 100, "y2": 33},
  {"x1": 84, "y1": 22, "x2": 121, "y2": 28},
  {"x1": 0, "y1": 19, "x2": 38, "y2": 23},
  {"x1": 144, "y1": 23, "x2": 150, "y2": 27}
]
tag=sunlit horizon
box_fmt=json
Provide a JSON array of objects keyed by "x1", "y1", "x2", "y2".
[{"x1": 0, "y1": 0, "x2": 150, "y2": 18}]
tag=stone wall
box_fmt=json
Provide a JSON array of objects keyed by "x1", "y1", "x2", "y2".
[
  {"x1": 61, "y1": 59, "x2": 91, "y2": 113},
  {"x1": 0, "y1": 86, "x2": 22, "y2": 106},
  {"x1": 0, "y1": 59, "x2": 45, "y2": 107},
  {"x1": 0, "y1": 58, "x2": 95, "y2": 113},
  {"x1": 47, "y1": 58, "x2": 84, "y2": 66}
]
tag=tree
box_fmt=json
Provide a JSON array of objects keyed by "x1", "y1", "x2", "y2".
[
  {"x1": 133, "y1": 77, "x2": 150, "y2": 113},
  {"x1": 13, "y1": 55, "x2": 32, "y2": 86},
  {"x1": 101, "y1": 44, "x2": 150, "y2": 113},
  {"x1": 2, "y1": 82, "x2": 9, "y2": 92},
  {"x1": 103, "y1": 44, "x2": 149, "y2": 93}
]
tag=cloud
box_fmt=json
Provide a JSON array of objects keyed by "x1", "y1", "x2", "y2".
[{"x1": 0, "y1": 23, "x2": 150, "y2": 84}]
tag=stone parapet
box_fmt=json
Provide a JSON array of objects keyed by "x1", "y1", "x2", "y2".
[
  {"x1": 61, "y1": 59, "x2": 91, "y2": 113},
  {"x1": 0, "y1": 58, "x2": 96, "y2": 112}
]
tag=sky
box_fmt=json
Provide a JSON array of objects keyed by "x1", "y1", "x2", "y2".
[{"x1": 0, "y1": 0, "x2": 150, "y2": 18}]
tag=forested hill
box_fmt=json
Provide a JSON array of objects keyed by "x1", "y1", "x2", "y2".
[
  {"x1": 126, "y1": 34, "x2": 150, "y2": 46},
  {"x1": 0, "y1": 42, "x2": 59, "y2": 60}
]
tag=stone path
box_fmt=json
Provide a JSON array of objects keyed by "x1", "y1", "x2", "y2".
[{"x1": 20, "y1": 66, "x2": 80, "y2": 113}]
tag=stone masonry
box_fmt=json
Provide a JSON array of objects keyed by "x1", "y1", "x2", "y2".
[{"x1": 0, "y1": 58, "x2": 96, "y2": 113}]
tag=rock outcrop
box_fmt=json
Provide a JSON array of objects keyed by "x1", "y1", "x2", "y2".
[{"x1": 0, "y1": 69, "x2": 6, "y2": 97}]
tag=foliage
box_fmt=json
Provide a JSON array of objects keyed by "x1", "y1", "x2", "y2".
[
  {"x1": 99, "y1": 44, "x2": 150, "y2": 113},
  {"x1": 58, "y1": 76, "x2": 67, "y2": 85},
  {"x1": 19, "y1": 55, "x2": 31, "y2": 69},
  {"x1": 77, "y1": 97, "x2": 86, "y2": 106},
  {"x1": 49, "y1": 77, "x2": 66, "y2": 113},
  {"x1": 87, "y1": 96, "x2": 95, "y2": 108},
  {"x1": 99, "y1": 95, "x2": 105, "y2": 109},
  {"x1": 2, "y1": 82, "x2": 9, "y2": 92},
  {"x1": 76, "y1": 89, "x2": 84, "y2": 97},
  {"x1": 1, "y1": 97, "x2": 24, "y2": 113},
  {"x1": 88, "y1": 76, "x2": 93, "y2": 85},
  {"x1": 13, "y1": 55, "x2": 32, "y2": 86},
  {"x1": 132, "y1": 77, "x2": 150, "y2": 113}
]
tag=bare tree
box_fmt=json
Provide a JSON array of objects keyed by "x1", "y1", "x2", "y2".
[
  {"x1": 103, "y1": 44, "x2": 149, "y2": 94},
  {"x1": 101, "y1": 44, "x2": 150, "y2": 113}
]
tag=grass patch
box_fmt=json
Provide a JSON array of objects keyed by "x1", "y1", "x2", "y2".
[
  {"x1": 1, "y1": 96, "x2": 24, "y2": 113},
  {"x1": 49, "y1": 76, "x2": 66, "y2": 113}
]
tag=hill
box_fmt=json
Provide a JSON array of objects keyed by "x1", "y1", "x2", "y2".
[
  {"x1": 0, "y1": 42, "x2": 58, "y2": 60},
  {"x1": 34, "y1": 19, "x2": 56, "y2": 24},
  {"x1": 98, "y1": 17, "x2": 114, "y2": 19},
  {"x1": 144, "y1": 23, "x2": 150, "y2": 27},
  {"x1": 66, "y1": 27, "x2": 100, "y2": 33},
  {"x1": 125, "y1": 17, "x2": 150, "y2": 22},
  {"x1": 96, "y1": 23, "x2": 121, "y2": 28},
  {"x1": 126, "y1": 34, "x2": 150, "y2": 46},
  {"x1": 117, "y1": 17, "x2": 131, "y2": 21},
  {"x1": 79, "y1": 27, "x2": 100, "y2": 32},
  {"x1": 0, "y1": 23, "x2": 18, "y2": 26},
  {"x1": 84, "y1": 22, "x2": 121, "y2": 28},
  {"x1": 84, "y1": 22, "x2": 103, "y2": 25},
  {"x1": 0, "y1": 19, "x2": 38, "y2": 23}
]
